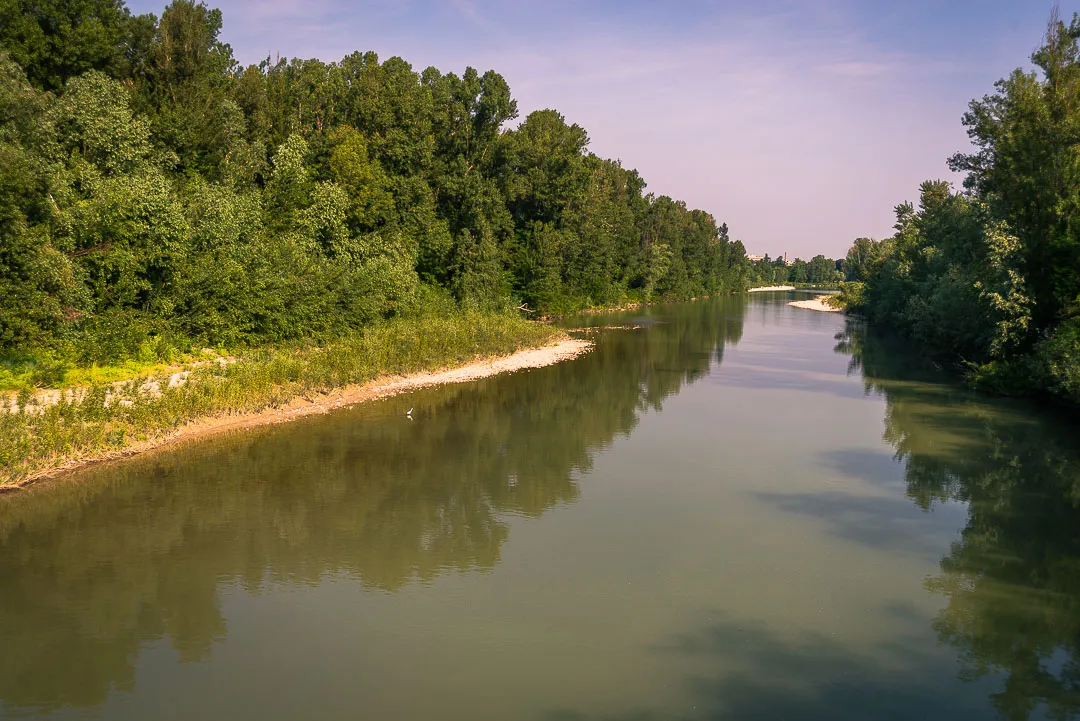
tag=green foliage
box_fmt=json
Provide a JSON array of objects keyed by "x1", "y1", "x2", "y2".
[
  {"x1": 842, "y1": 238, "x2": 875, "y2": 281},
  {"x1": 839, "y1": 11, "x2": 1080, "y2": 407},
  {"x1": 857, "y1": 185, "x2": 1036, "y2": 364},
  {"x1": 834, "y1": 281, "x2": 864, "y2": 310},
  {"x1": 325, "y1": 125, "x2": 394, "y2": 233},
  {"x1": 746, "y1": 252, "x2": 842, "y2": 288},
  {"x1": 0, "y1": 0, "x2": 151, "y2": 91},
  {"x1": 45, "y1": 69, "x2": 151, "y2": 173},
  {"x1": 1033, "y1": 316, "x2": 1080, "y2": 404},
  {"x1": 808, "y1": 255, "x2": 836, "y2": 284},
  {"x1": 950, "y1": 9, "x2": 1080, "y2": 333},
  {"x1": 0, "y1": 0, "x2": 751, "y2": 377}
]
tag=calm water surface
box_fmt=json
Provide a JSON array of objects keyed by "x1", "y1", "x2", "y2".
[{"x1": 2, "y1": 294, "x2": 1080, "y2": 720}]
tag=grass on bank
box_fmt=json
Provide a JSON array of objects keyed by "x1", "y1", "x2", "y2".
[
  {"x1": 0, "y1": 311, "x2": 562, "y2": 487},
  {"x1": 0, "y1": 355, "x2": 218, "y2": 393}
]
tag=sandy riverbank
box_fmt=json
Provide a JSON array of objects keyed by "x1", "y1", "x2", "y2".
[
  {"x1": 4, "y1": 338, "x2": 592, "y2": 491},
  {"x1": 788, "y1": 295, "x2": 841, "y2": 312},
  {"x1": 747, "y1": 285, "x2": 796, "y2": 292}
]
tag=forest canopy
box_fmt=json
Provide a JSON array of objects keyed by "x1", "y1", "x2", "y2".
[{"x1": 0, "y1": 0, "x2": 750, "y2": 369}]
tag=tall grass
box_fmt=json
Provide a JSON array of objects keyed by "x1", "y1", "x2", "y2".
[{"x1": 0, "y1": 312, "x2": 563, "y2": 487}]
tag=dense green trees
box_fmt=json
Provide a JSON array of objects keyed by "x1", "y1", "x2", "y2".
[
  {"x1": 839, "y1": 12, "x2": 1080, "y2": 407},
  {"x1": 747, "y1": 253, "x2": 842, "y2": 286},
  {"x1": 0, "y1": 0, "x2": 154, "y2": 91},
  {"x1": 0, "y1": 0, "x2": 748, "y2": 370}
]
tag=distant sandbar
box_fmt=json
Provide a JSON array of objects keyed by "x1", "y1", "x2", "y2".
[
  {"x1": 788, "y1": 295, "x2": 841, "y2": 312},
  {"x1": 747, "y1": 285, "x2": 796, "y2": 292}
]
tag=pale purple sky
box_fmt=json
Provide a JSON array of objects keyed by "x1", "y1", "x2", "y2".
[{"x1": 130, "y1": 0, "x2": 1062, "y2": 257}]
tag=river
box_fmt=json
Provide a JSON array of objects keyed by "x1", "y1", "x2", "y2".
[{"x1": 2, "y1": 292, "x2": 1078, "y2": 720}]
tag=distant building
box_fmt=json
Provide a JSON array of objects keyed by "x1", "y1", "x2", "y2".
[{"x1": 747, "y1": 254, "x2": 764, "y2": 262}]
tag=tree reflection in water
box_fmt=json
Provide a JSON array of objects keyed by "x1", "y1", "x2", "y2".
[
  {"x1": 0, "y1": 297, "x2": 746, "y2": 713},
  {"x1": 838, "y1": 321, "x2": 1080, "y2": 721}
]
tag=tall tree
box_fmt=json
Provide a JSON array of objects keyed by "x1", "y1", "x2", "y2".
[{"x1": 950, "y1": 8, "x2": 1080, "y2": 334}]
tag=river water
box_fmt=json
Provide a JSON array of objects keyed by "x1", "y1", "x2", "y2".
[{"x1": 2, "y1": 293, "x2": 1079, "y2": 720}]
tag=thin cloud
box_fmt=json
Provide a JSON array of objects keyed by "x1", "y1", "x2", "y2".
[
  {"x1": 817, "y1": 61, "x2": 893, "y2": 77},
  {"x1": 450, "y1": 0, "x2": 496, "y2": 30}
]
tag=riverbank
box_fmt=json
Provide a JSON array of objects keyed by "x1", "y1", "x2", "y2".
[
  {"x1": 789, "y1": 295, "x2": 842, "y2": 312},
  {"x1": 0, "y1": 314, "x2": 587, "y2": 490}
]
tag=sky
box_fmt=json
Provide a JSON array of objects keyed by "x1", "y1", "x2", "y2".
[{"x1": 127, "y1": 0, "x2": 1064, "y2": 258}]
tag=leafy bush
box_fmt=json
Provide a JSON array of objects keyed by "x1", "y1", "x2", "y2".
[{"x1": 1034, "y1": 317, "x2": 1080, "y2": 404}]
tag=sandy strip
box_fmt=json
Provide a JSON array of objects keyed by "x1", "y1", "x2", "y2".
[
  {"x1": 788, "y1": 295, "x2": 841, "y2": 312},
  {"x1": 3, "y1": 338, "x2": 592, "y2": 491},
  {"x1": 748, "y1": 285, "x2": 796, "y2": 292}
]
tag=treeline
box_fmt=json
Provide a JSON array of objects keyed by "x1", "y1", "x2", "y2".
[
  {"x1": 0, "y1": 0, "x2": 749, "y2": 368},
  {"x1": 747, "y1": 254, "x2": 842, "y2": 286},
  {"x1": 838, "y1": 11, "x2": 1080, "y2": 407}
]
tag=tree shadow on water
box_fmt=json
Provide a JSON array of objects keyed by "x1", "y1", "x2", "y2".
[
  {"x1": 821, "y1": 448, "x2": 905, "y2": 487},
  {"x1": 546, "y1": 614, "x2": 993, "y2": 721},
  {"x1": 751, "y1": 488, "x2": 955, "y2": 561},
  {"x1": 666, "y1": 614, "x2": 996, "y2": 721},
  {"x1": 545, "y1": 711, "x2": 673, "y2": 721}
]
